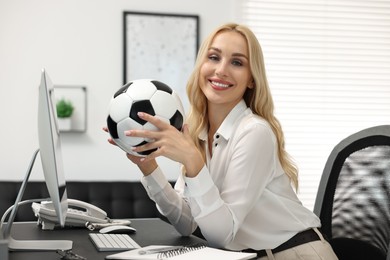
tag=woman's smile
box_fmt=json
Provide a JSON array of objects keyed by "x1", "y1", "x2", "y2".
[{"x1": 208, "y1": 78, "x2": 234, "y2": 90}]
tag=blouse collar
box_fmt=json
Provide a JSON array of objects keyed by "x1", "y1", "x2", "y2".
[{"x1": 199, "y1": 99, "x2": 248, "y2": 141}]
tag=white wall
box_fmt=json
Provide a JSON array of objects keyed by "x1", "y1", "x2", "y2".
[{"x1": 0, "y1": 0, "x2": 237, "y2": 181}]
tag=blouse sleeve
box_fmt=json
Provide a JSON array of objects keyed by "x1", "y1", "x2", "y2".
[{"x1": 141, "y1": 167, "x2": 198, "y2": 236}]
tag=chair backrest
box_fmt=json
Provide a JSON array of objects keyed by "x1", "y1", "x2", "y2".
[{"x1": 314, "y1": 125, "x2": 390, "y2": 256}]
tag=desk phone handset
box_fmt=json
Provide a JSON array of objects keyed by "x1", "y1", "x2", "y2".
[{"x1": 32, "y1": 199, "x2": 109, "y2": 230}]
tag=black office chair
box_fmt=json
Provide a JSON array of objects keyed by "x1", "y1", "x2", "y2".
[{"x1": 313, "y1": 125, "x2": 390, "y2": 260}]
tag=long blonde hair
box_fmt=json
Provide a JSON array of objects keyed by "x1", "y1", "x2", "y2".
[{"x1": 185, "y1": 23, "x2": 299, "y2": 189}]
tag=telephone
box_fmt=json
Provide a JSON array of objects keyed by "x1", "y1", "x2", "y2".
[{"x1": 32, "y1": 199, "x2": 109, "y2": 230}]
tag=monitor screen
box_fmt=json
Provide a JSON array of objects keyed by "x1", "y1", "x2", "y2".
[{"x1": 38, "y1": 69, "x2": 68, "y2": 227}]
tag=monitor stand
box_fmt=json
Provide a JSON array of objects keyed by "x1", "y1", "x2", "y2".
[
  {"x1": 2, "y1": 149, "x2": 72, "y2": 251},
  {"x1": 8, "y1": 237, "x2": 72, "y2": 251},
  {"x1": 0, "y1": 232, "x2": 8, "y2": 260}
]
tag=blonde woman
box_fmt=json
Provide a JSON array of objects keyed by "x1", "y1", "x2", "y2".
[{"x1": 106, "y1": 23, "x2": 338, "y2": 259}]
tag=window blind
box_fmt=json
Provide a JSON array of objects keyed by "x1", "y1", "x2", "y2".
[{"x1": 238, "y1": 0, "x2": 390, "y2": 209}]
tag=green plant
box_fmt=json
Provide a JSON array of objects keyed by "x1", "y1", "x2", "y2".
[{"x1": 56, "y1": 98, "x2": 74, "y2": 118}]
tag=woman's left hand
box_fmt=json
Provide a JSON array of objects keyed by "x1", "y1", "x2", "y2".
[{"x1": 125, "y1": 112, "x2": 204, "y2": 176}]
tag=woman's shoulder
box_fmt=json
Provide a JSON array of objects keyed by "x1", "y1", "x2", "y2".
[
  {"x1": 240, "y1": 109, "x2": 272, "y2": 129},
  {"x1": 236, "y1": 110, "x2": 276, "y2": 139}
]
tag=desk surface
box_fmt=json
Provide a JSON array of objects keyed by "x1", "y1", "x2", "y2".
[{"x1": 9, "y1": 218, "x2": 205, "y2": 260}]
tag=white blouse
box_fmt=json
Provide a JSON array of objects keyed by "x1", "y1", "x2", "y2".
[{"x1": 141, "y1": 99, "x2": 321, "y2": 251}]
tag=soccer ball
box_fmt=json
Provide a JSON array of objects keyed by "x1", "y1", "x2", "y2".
[{"x1": 106, "y1": 79, "x2": 185, "y2": 157}]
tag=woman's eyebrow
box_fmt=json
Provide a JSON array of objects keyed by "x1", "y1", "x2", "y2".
[
  {"x1": 232, "y1": 52, "x2": 248, "y2": 60},
  {"x1": 209, "y1": 47, "x2": 222, "y2": 53}
]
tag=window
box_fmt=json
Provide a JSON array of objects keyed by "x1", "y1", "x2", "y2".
[{"x1": 239, "y1": 0, "x2": 390, "y2": 209}]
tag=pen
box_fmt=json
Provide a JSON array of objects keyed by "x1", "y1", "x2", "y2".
[{"x1": 138, "y1": 246, "x2": 184, "y2": 255}]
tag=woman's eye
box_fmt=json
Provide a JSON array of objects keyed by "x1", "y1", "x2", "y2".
[
  {"x1": 208, "y1": 54, "x2": 219, "y2": 61},
  {"x1": 232, "y1": 59, "x2": 243, "y2": 66}
]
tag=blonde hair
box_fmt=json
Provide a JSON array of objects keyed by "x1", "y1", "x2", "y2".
[{"x1": 185, "y1": 23, "x2": 299, "y2": 189}]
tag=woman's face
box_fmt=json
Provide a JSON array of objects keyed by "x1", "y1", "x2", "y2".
[{"x1": 199, "y1": 30, "x2": 253, "y2": 111}]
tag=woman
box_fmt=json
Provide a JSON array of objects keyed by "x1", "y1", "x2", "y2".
[{"x1": 106, "y1": 23, "x2": 338, "y2": 259}]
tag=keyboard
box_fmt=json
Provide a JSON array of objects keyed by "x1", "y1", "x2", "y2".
[{"x1": 89, "y1": 233, "x2": 141, "y2": 252}]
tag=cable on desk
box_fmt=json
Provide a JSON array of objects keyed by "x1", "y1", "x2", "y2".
[{"x1": 0, "y1": 198, "x2": 48, "y2": 237}]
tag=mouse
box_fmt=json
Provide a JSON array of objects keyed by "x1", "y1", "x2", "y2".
[{"x1": 99, "y1": 225, "x2": 137, "y2": 234}]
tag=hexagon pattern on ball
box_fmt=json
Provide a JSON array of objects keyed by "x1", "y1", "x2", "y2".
[{"x1": 107, "y1": 79, "x2": 185, "y2": 157}]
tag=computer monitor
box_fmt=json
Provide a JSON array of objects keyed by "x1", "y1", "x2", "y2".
[
  {"x1": 2, "y1": 69, "x2": 72, "y2": 251},
  {"x1": 38, "y1": 68, "x2": 68, "y2": 227}
]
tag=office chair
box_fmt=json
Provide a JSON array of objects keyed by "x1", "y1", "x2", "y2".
[{"x1": 313, "y1": 125, "x2": 390, "y2": 260}]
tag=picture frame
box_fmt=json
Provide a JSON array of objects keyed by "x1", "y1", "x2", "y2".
[{"x1": 123, "y1": 11, "x2": 199, "y2": 110}]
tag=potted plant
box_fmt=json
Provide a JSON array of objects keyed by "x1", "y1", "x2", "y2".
[{"x1": 56, "y1": 98, "x2": 74, "y2": 131}]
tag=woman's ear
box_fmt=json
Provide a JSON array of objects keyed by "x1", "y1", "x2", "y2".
[{"x1": 248, "y1": 79, "x2": 255, "y2": 89}]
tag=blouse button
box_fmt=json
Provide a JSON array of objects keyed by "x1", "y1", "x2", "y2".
[{"x1": 216, "y1": 135, "x2": 220, "y2": 139}]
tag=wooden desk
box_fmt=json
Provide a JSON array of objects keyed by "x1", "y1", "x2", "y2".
[{"x1": 9, "y1": 218, "x2": 205, "y2": 260}]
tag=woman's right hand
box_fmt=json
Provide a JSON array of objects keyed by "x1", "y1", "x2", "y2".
[{"x1": 103, "y1": 126, "x2": 158, "y2": 176}]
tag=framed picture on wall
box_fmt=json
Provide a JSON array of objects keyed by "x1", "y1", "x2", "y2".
[{"x1": 123, "y1": 11, "x2": 199, "y2": 110}]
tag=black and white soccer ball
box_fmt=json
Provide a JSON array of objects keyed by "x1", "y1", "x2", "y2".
[{"x1": 106, "y1": 79, "x2": 185, "y2": 157}]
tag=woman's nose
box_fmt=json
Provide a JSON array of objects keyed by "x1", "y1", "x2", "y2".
[{"x1": 215, "y1": 60, "x2": 228, "y2": 77}]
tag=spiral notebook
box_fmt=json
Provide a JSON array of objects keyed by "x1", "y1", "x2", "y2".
[{"x1": 105, "y1": 244, "x2": 256, "y2": 260}]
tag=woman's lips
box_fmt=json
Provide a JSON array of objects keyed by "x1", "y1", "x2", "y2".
[{"x1": 209, "y1": 80, "x2": 233, "y2": 90}]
